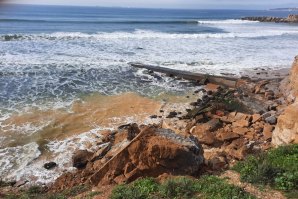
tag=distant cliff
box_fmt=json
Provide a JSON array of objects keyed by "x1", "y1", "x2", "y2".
[{"x1": 242, "y1": 14, "x2": 298, "y2": 23}]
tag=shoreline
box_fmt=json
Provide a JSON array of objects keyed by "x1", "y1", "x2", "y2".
[{"x1": 1, "y1": 60, "x2": 297, "y2": 198}]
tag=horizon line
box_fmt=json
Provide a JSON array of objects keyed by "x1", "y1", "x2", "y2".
[{"x1": 2, "y1": 3, "x2": 280, "y2": 11}]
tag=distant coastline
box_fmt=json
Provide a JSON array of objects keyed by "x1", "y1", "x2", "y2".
[{"x1": 270, "y1": 7, "x2": 298, "y2": 11}]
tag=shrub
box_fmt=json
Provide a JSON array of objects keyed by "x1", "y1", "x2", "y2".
[
  {"x1": 159, "y1": 177, "x2": 197, "y2": 199},
  {"x1": 110, "y1": 178, "x2": 158, "y2": 199},
  {"x1": 233, "y1": 144, "x2": 298, "y2": 195},
  {"x1": 194, "y1": 175, "x2": 255, "y2": 199},
  {"x1": 110, "y1": 176, "x2": 255, "y2": 199}
]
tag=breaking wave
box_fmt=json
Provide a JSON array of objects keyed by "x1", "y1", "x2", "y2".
[{"x1": 1, "y1": 29, "x2": 298, "y2": 41}]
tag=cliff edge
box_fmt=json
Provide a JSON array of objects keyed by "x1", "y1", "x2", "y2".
[{"x1": 272, "y1": 56, "x2": 298, "y2": 146}]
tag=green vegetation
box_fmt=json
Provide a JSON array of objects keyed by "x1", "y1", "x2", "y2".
[
  {"x1": 233, "y1": 144, "x2": 298, "y2": 198},
  {"x1": 3, "y1": 184, "x2": 95, "y2": 199},
  {"x1": 110, "y1": 176, "x2": 255, "y2": 199}
]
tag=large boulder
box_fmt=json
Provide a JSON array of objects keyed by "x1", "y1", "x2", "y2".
[
  {"x1": 90, "y1": 127, "x2": 204, "y2": 186},
  {"x1": 51, "y1": 126, "x2": 204, "y2": 191},
  {"x1": 272, "y1": 102, "x2": 298, "y2": 145},
  {"x1": 273, "y1": 56, "x2": 298, "y2": 146}
]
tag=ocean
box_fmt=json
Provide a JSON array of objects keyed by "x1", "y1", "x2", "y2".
[{"x1": 0, "y1": 4, "x2": 298, "y2": 184}]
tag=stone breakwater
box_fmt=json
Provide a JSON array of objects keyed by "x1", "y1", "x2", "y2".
[{"x1": 242, "y1": 14, "x2": 298, "y2": 23}]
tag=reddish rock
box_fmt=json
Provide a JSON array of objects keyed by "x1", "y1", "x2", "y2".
[
  {"x1": 232, "y1": 127, "x2": 249, "y2": 135},
  {"x1": 53, "y1": 127, "x2": 204, "y2": 191},
  {"x1": 244, "y1": 131, "x2": 257, "y2": 140},
  {"x1": 216, "y1": 129, "x2": 239, "y2": 142},
  {"x1": 192, "y1": 119, "x2": 222, "y2": 133},
  {"x1": 224, "y1": 138, "x2": 249, "y2": 160},
  {"x1": 191, "y1": 128, "x2": 217, "y2": 145},
  {"x1": 273, "y1": 101, "x2": 298, "y2": 145},
  {"x1": 252, "y1": 114, "x2": 262, "y2": 123},
  {"x1": 235, "y1": 112, "x2": 251, "y2": 121},
  {"x1": 208, "y1": 155, "x2": 228, "y2": 170},
  {"x1": 232, "y1": 119, "x2": 250, "y2": 128},
  {"x1": 90, "y1": 127, "x2": 204, "y2": 186},
  {"x1": 263, "y1": 124, "x2": 274, "y2": 140},
  {"x1": 254, "y1": 80, "x2": 269, "y2": 94},
  {"x1": 101, "y1": 130, "x2": 113, "y2": 143},
  {"x1": 216, "y1": 110, "x2": 225, "y2": 117},
  {"x1": 205, "y1": 83, "x2": 220, "y2": 92},
  {"x1": 91, "y1": 143, "x2": 112, "y2": 162}
]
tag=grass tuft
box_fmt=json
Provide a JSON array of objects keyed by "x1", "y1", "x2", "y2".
[
  {"x1": 233, "y1": 144, "x2": 298, "y2": 197},
  {"x1": 110, "y1": 176, "x2": 255, "y2": 199}
]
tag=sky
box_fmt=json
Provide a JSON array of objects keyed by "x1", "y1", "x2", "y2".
[{"x1": 5, "y1": 0, "x2": 298, "y2": 9}]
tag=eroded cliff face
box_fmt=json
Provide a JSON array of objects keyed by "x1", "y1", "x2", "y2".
[{"x1": 272, "y1": 56, "x2": 298, "y2": 146}]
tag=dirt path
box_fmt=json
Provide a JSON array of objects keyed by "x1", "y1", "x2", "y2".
[{"x1": 220, "y1": 170, "x2": 286, "y2": 199}]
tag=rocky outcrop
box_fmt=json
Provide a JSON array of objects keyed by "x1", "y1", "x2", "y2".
[
  {"x1": 242, "y1": 15, "x2": 298, "y2": 23},
  {"x1": 51, "y1": 126, "x2": 204, "y2": 191},
  {"x1": 272, "y1": 56, "x2": 298, "y2": 146},
  {"x1": 90, "y1": 127, "x2": 204, "y2": 186},
  {"x1": 272, "y1": 103, "x2": 298, "y2": 145}
]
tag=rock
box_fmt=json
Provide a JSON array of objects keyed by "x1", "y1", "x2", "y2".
[
  {"x1": 193, "y1": 119, "x2": 222, "y2": 133},
  {"x1": 207, "y1": 155, "x2": 228, "y2": 170},
  {"x1": 101, "y1": 130, "x2": 114, "y2": 143},
  {"x1": 265, "y1": 115, "x2": 277, "y2": 125},
  {"x1": 72, "y1": 150, "x2": 93, "y2": 169},
  {"x1": 254, "y1": 80, "x2": 268, "y2": 94},
  {"x1": 272, "y1": 101, "x2": 298, "y2": 146},
  {"x1": 224, "y1": 138, "x2": 249, "y2": 160},
  {"x1": 91, "y1": 143, "x2": 112, "y2": 162},
  {"x1": 262, "y1": 112, "x2": 272, "y2": 120},
  {"x1": 232, "y1": 127, "x2": 249, "y2": 135},
  {"x1": 252, "y1": 114, "x2": 262, "y2": 123},
  {"x1": 232, "y1": 119, "x2": 250, "y2": 128},
  {"x1": 150, "y1": 115, "x2": 158, "y2": 119},
  {"x1": 44, "y1": 162, "x2": 57, "y2": 170},
  {"x1": 265, "y1": 90, "x2": 274, "y2": 100},
  {"x1": 205, "y1": 83, "x2": 220, "y2": 92},
  {"x1": 244, "y1": 131, "x2": 257, "y2": 140},
  {"x1": 192, "y1": 130, "x2": 217, "y2": 145},
  {"x1": 166, "y1": 111, "x2": 178, "y2": 118},
  {"x1": 90, "y1": 127, "x2": 204, "y2": 186},
  {"x1": 216, "y1": 129, "x2": 239, "y2": 142},
  {"x1": 117, "y1": 123, "x2": 140, "y2": 141},
  {"x1": 14, "y1": 180, "x2": 28, "y2": 187},
  {"x1": 242, "y1": 15, "x2": 298, "y2": 23},
  {"x1": 280, "y1": 56, "x2": 298, "y2": 102},
  {"x1": 263, "y1": 124, "x2": 274, "y2": 140}
]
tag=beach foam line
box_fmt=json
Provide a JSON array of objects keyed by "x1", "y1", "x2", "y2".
[{"x1": 1, "y1": 29, "x2": 298, "y2": 41}]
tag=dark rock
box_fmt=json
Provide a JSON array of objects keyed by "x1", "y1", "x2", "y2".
[
  {"x1": 15, "y1": 180, "x2": 28, "y2": 187},
  {"x1": 44, "y1": 162, "x2": 57, "y2": 170},
  {"x1": 265, "y1": 115, "x2": 277, "y2": 125},
  {"x1": 72, "y1": 150, "x2": 93, "y2": 169},
  {"x1": 150, "y1": 115, "x2": 158, "y2": 119},
  {"x1": 190, "y1": 102, "x2": 198, "y2": 106},
  {"x1": 166, "y1": 111, "x2": 178, "y2": 118}
]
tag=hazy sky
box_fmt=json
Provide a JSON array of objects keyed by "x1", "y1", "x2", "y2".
[{"x1": 7, "y1": 0, "x2": 298, "y2": 9}]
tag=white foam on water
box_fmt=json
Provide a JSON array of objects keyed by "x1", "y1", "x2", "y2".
[
  {"x1": 2, "y1": 28, "x2": 298, "y2": 41},
  {"x1": 0, "y1": 142, "x2": 41, "y2": 182},
  {"x1": 0, "y1": 127, "x2": 114, "y2": 185}
]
